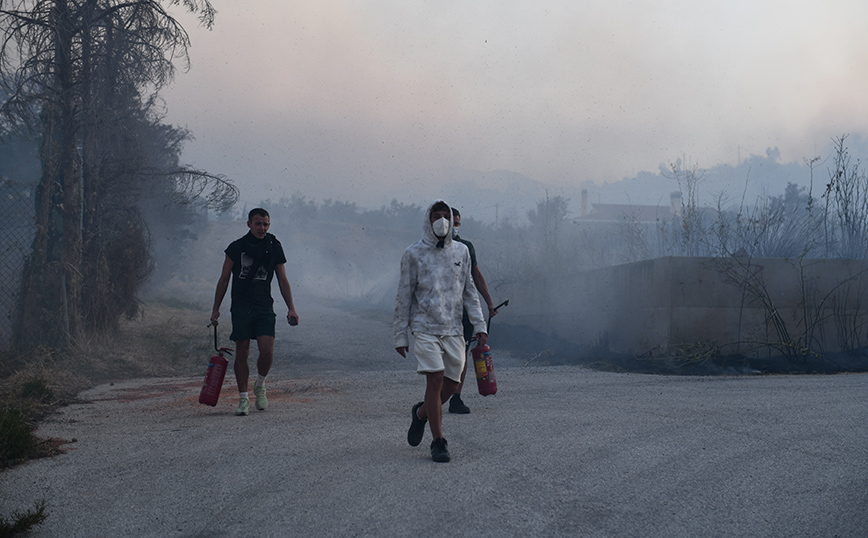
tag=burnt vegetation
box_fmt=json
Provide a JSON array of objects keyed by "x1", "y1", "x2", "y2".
[
  {"x1": 247, "y1": 137, "x2": 868, "y2": 375},
  {"x1": 0, "y1": 0, "x2": 236, "y2": 351},
  {"x1": 0, "y1": 5, "x2": 235, "y2": 529}
]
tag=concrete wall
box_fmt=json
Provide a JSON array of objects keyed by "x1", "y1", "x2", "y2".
[{"x1": 496, "y1": 257, "x2": 868, "y2": 357}]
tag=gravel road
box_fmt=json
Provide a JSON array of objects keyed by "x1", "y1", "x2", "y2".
[{"x1": 2, "y1": 299, "x2": 867, "y2": 537}]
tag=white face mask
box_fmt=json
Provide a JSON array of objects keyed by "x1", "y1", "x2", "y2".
[{"x1": 432, "y1": 216, "x2": 450, "y2": 238}]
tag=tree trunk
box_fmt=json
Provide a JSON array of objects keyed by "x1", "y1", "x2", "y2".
[
  {"x1": 55, "y1": 0, "x2": 83, "y2": 339},
  {"x1": 15, "y1": 1, "x2": 82, "y2": 348}
]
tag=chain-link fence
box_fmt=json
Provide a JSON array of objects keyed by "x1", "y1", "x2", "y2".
[{"x1": 0, "y1": 178, "x2": 35, "y2": 350}]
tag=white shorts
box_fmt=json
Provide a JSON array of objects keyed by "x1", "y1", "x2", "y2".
[{"x1": 412, "y1": 332, "x2": 466, "y2": 382}]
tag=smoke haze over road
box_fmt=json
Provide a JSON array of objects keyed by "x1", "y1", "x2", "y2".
[{"x1": 161, "y1": 1, "x2": 868, "y2": 218}]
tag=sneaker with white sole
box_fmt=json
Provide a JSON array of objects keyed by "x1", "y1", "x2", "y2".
[
  {"x1": 236, "y1": 398, "x2": 250, "y2": 416},
  {"x1": 254, "y1": 383, "x2": 268, "y2": 411}
]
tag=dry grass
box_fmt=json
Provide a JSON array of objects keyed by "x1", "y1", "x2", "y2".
[
  {"x1": 69, "y1": 300, "x2": 212, "y2": 382},
  {"x1": 0, "y1": 300, "x2": 211, "y2": 468}
]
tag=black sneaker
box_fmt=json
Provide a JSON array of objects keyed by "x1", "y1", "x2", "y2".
[
  {"x1": 407, "y1": 402, "x2": 427, "y2": 446},
  {"x1": 448, "y1": 394, "x2": 470, "y2": 414},
  {"x1": 430, "y1": 437, "x2": 450, "y2": 462}
]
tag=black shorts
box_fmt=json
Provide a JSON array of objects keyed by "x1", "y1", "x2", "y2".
[{"x1": 230, "y1": 309, "x2": 276, "y2": 341}]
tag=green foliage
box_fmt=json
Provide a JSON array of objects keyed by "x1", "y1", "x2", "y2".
[
  {"x1": 0, "y1": 407, "x2": 37, "y2": 464},
  {"x1": 0, "y1": 500, "x2": 48, "y2": 538}
]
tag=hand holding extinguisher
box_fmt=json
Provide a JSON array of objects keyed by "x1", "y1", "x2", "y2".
[
  {"x1": 198, "y1": 322, "x2": 234, "y2": 407},
  {"x1": 471, "y1": 299, "x2": 509, "y2": 396}
]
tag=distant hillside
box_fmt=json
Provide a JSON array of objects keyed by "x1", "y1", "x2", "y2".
[
  {"x1": 577, "y1": 150, "x2": 807, "y2": 210},
  {"x1": 232, "y1": 134, "x2": 868, "y2": 227},
  {"x1": 573, "y1": 135, "x2": 868, "y2": 212},
  {"x1": 373, "y1": 140, "x2": 864, "y2": 226}
]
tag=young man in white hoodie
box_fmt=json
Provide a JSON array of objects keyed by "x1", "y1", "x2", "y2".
[{"x1": 393, "y1": 200, "x2": 488, "y2": 462}]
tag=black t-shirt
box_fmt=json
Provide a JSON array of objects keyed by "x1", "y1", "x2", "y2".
[
  {"x1": 225, "y1": 232, "x2": 287, "y2": 311},
  {"x1": 457, "y1": 235, "x2": 479, "y2": 340},
  {"x1": 457, "y1": 236, "x2": 478, "y2": 269}
]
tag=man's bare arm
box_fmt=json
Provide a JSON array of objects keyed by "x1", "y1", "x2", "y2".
[
  {"x1": 210, "y1": 255, "x2": 234, "y2": 325},
  {"x1": 275, "y1": 264, "x2": 298, "y2": 324},
  {"x1": 471, "y1": 265, "x2": 497, "y2": 318}
]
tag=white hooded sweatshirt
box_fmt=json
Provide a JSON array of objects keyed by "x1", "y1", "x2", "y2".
[{"x1": 393, "y1": 200, "x2": 487, "y2": 349}]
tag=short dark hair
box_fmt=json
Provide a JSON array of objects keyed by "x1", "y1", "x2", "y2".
[
  {"x1": 452, "y1": 208, "x2": 461, "y2": 218},
  {"x1": 248, "y1": 208, "x2": 270, "y2": 221}
]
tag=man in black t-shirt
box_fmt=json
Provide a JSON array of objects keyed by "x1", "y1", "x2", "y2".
[
  {"x1": 449, "y1": 208, "x2": 498, "y2": 414},
  {"x1": 211, "y1": 208, "x2": 298, "y2": 416}
]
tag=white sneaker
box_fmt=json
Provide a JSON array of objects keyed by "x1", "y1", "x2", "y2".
[{"x1": 253, "y1": 383, "x2": 268, "y2": 411}]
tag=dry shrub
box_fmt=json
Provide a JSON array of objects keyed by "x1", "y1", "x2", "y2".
[{"x1": 0, "y1": 300, "x2": 210, "y2": 469}]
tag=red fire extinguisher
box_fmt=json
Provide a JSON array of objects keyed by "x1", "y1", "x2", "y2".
[
  {"x1": 471, "y1": 342, "x2": 497, "y2": 396},
  {"x1": 199, "y1": 322, "x2": 233, "y2": 407},
  {"x1": 471, "y1": 299, "x2": 509, "y2": 397}
]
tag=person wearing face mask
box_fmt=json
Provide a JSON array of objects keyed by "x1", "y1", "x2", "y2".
[
  {"x1": 393, "y1": 200, "x2": 488, "y2": 462},
  {"x1": 448, "y1": 208, "x2": 499, "y2": 414}
]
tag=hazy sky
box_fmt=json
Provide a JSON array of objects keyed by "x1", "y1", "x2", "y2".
[{"x1": 162, "y1": 1, "x2": 868, "y2": 210}]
